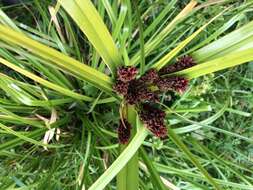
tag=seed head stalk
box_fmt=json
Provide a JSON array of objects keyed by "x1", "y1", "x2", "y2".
[{"x1": 117, "y1": 105, "x2": 139, "y2": 190}]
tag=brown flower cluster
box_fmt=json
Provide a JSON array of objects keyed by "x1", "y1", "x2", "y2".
[
  {"x1": 139, "y1": 104, "x2": 167, "y2": 138},
  {"x1": 159, "y1": 55, "x2": 195, "y2": 75},
  {"x1": 118, "y1": 119, "x2": 132, "y2": 144},
  {"x1": 115, "y1": 56, "x2": 195, "y2": 144},
  {"x1": 113, "y1": 67, "x2": 158, "y2": 105},
  {"x1": 156, "y1": 76, "x2": 189, "y2": 93}
]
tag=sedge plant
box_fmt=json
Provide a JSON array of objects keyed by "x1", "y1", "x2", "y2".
[{"x1": 0, "y1": 0, "x2": 253, "y2": 190}]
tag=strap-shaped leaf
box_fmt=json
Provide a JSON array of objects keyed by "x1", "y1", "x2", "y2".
[
  {"x1": 0, "y1": 122, "x2": 60, "y2": 148},
  {"x1": 0, "y1": 58, "x2": 93, "y2": 102},
  {"x1": 0, "y1": 25, "x2": 113, "y2": 95},
  {"x1": 59, "y1": 0, "x2": 122, "y2": 73},
  {"x1": 129, "y1": 0, "x2": 197, "y2": 66},
  {"x1": 193, "y1": 20, "x2": 253, "y2": 62},
  {"x1": 140, "y1": 148, "x2": 167, "y2": 190},
  {"x1": 0, "y1": 8, "x2": 20, "y2": 30},
  {"x1": 173, "y1": 48, "x2": 253, "y2": 79},
  {"x1": 0, "y1": 74, "x2": 75, "y2": 107},
  {"x1": 185, "y1": 13, "x2": 244, "y2": 55},
  {"x1": 88, "y1": 118, "x2": 149, "y2": 190},
  {"x1": 152, "y1": 9, "x2": 227, "y2": 70},
  {"x1": 167, "y1": 127, "x2": 221, "y2": 190}
]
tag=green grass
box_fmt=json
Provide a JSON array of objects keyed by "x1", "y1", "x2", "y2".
[{"x1": 0, "y1": 0, "x2": 253, "y2": 190}]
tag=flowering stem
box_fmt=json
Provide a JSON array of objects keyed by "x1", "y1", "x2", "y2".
[
  {"x1": 117, "y1": 105, "x2": 139, "y2": 190},
  {"x1": 126, "y1": 105, "x2": 139, "y2": 190},
  {"x1": 89, "y1": 119, "x2": 148, "y2": 190},
  {"x1": 117, "y1": 144, "x2": 127, "y2": 190}
]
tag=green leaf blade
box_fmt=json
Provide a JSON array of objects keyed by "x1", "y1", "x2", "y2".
[
  {"x1": 193, "y1": 20, "x2": 253, "y2": 62},
  {"x1": 88, "y1": 121, "x2": 149, "y2": 190},
  {"x1": 0, "y1": 24, "x2": 114, "y2": 95},
  {"x1": 60, "y1": 0, "x2": 122, "y2": 73},
  {"x1": 167, "y1": 127, "x2": 221, "y2": 190},
  {"x1": 174, "y1": 48, "x2": 253, "y2": 79}
]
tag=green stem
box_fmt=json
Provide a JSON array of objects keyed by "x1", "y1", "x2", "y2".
[
  {"x1": 117, "y1": 145, "x2": 127, "y2": 190},
  {"x1": 89, "y1": 123, "x2": 148, "y2": 190},
  {"x1": 126, "y1": 152, "x2": 139, "y2": 188},
  {"x1": 127, "y1": 105, "x2": 139, "y2": 190},
  {"x1": 117, "y1": 105, "x2": 139, "y2": 190}
]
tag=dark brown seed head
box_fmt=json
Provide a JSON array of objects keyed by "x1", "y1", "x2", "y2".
[
  {"x1": 147, "y1": 122, "x2": 167, "y2": 138},
  {"x1": 156, "y1": 78, "x2": 172, "y2": 92},
  {"x1": 126, "y1": 79, "x2": 159, "y2": 104},
  {"x1": 125, "y1": 79, "x2": 143, "y2": 104},
  {"x1": 138, "y1": 90, "x2": 159, "y2": 103},
  {"x1": 141, "y1": 103, "x2": 166, "y2": 120},
  {"x1": 139, "y1": 104, "x2": 167, "y2": 138},
  {"x1": 125, "y1": 92, "x2": 139, "y2": 105},
  {"x1": 117, "y1": 66, "x2": 138, "y2": 82},
  {"x1": 159, "y1": 55, "x2": 195, "y2": 75},
  {"x1": 140, "y1": 68, "x2": 159, "y2": 83},
  {"x1": 113, "y1": 80, "x2": 129, "y2": 95},
  {"x1": 169, "y1": 76, "x2": 189, "y2": 93},
  {"x1": 156, "y1": 76, "x2": 188, "y2": 93},
  {"x1": 178, "y1": 55, "x2": 195, "y2": 66},
  {"x1": 118, "y1": 119, "x2": 132, "y2": 144}
]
